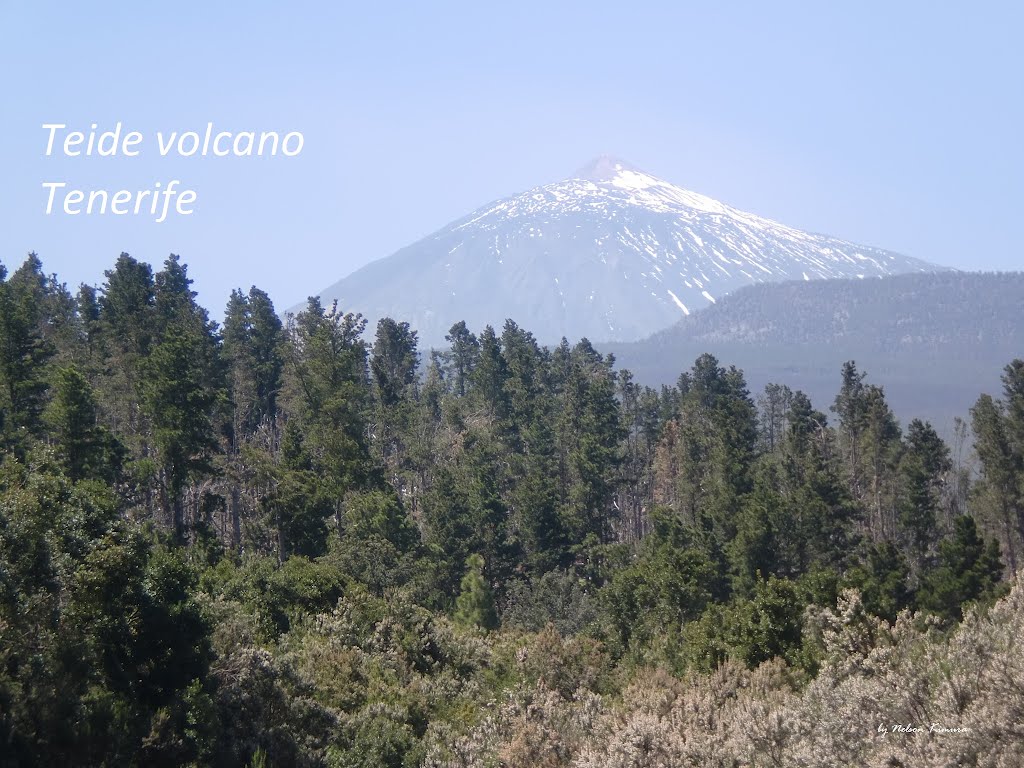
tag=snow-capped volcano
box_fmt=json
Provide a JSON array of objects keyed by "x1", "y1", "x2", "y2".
[{"x1": 310, "y1": 156, "x2": 940, "y2": 346}]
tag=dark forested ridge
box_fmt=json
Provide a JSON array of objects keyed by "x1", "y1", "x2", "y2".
[
  {"x1": 606, "y1": 271, "x2": 1024, "y2": 431},
  {"x1": 2, "y1": 252, "x2": 1024, "y2": 767}
]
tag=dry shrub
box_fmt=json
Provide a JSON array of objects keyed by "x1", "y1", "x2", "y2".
[{"x1": 426, "y1": 578, "x2": 1024, "y2": 768}]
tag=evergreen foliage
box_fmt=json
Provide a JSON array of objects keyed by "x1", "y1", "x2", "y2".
[{"x1": 0, "y1": 251, "x2": 1020, "y2": 766}]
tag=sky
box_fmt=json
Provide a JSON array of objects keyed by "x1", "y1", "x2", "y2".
[{"x1": 1, "y1": 1, "x2": 1021, "y2": 316}]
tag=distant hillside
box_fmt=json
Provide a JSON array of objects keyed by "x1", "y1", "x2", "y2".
[{"x1": 604, "y1": 272, "x2": 1024, "y2": 430}]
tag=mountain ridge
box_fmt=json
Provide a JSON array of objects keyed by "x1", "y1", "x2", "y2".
[
  {"x1": 307, "y1": 158, "x2": 942, "y2": 346},
  {"x1": 603, "y1": 270, "x2": 1024, "y2": 429}
]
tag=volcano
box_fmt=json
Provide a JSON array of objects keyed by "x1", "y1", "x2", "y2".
[{"x1": 308, "y1": 156, "x2": 941, "y2": 346}]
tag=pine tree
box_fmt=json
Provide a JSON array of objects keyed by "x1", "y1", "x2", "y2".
[
  {"x1": 370, "y1": 318, "x2": 420, "y2": 500},
  {"x1": 143, "y1": 323, "x2": 222, "y2": 540},
  {"x1": 99, "y1": 252, "x2": 155, "y2": 358},
  {"x1": 617, "y1": 371, "x2": 662, "y2": 543},
  {"x1": 860, "y1": 385, "x2": 903, "y2": 541},
  {"x1": 0, "y1": 255, "x2": 54, "y2": 451},
  {"x1": 557, "y1": 340, "x2": 624, "y2": 551},
  {"x1": 773, "y1": 390, "x2": 858, "y2": 576},
  {"x1": 221, "y1": 287, "x2": 284, "y2": 549},
  {"x1": 45, "y1": 365, "x2": 124, "y2": 483},
  {"x1": 833, "y1": 363, "x2": 902, "y2": 541},
  {"x1": 500, "y1": 321, "x2": 564, "y2": 570},
  {"x1": 263, "y1": 421, "x2": 334, "y2": 560},
  {"x1": 971, "y1": 387, "x2": 1023, "y2": 573},
  {"x1": 729, "y1": 462, "x2": 797, "y2": 592},
  {"x1": 657, "y1": 354, "x2": 756, "y2": 542},
  {"x1": 443, "y1": 321, "x2": 478, "y2": 397},
  {"x1": 757, "y1": 383, "x2": 794, "y2": 454},
  {"x1": 422, "y1": 466, "x2": 476, "y2": 594},
  {"x1": 282, "y1": 298, "x2": 374, "y2": 544},
  {"x1": 96, "y1": 253, "x2": 156, "y2": 452},
  {"x1": 602, "y1": 507, "x2": 721, "y2": 649},
  {"x1": 918, "y1": 515, "x2": 1004, "y2": 621},
  {"x1": 371, "y1": 318, "x2": 419, "y2": 409},
  {"x1": 1004, "y1": 360, "x2": 1024, "y2": 457},
  {"x1": 223, "y1": 287, "x2": 284, "y2": 438},
  {"x1": 898, "y1": 419, "x2": 950, "y2": 569},
  {"x1": 845, "y1": 541, "x2": 913, "y2": 621},
  {"x1": 142, "y1": 256, "x2": 225, "y2": 540},
  {"x1": 471, "y1": 325, "x2": 509, "y2": 421},
  {"x1": 454, "y1": 553, "x2": 497, "y2": 629},
  {"x1": 75, "y1": 283, "x2": 103, "y2": 372},
  {"x1": 999, "y1": 361, "x2": 1024, "y2": 552},
  {"x1": 833, "y1": 361, "x2": 868, "y2": 499}
]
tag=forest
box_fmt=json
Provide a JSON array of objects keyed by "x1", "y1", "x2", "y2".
[{"x1": 1, "y1": 252, "x2": 1022, "y2": 767}]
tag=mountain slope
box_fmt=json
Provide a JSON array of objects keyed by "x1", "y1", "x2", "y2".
[
  {"x1": 311, "y1": 156, "x2": 941, "y2": 346},
  {"x1": 604, "y1": 271, "x2": 1024, "y2": 429}
]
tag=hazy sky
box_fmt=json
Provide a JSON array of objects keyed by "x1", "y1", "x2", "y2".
[{"x1": 1, "y1": 1, "x2": 1021, "y2": 315}]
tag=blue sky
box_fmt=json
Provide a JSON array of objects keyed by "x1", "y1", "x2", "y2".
[{"x1": 1, "y1": 1, "x2": 1021, "y2": 314}]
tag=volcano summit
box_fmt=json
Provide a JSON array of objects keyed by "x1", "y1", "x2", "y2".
[{"x1": 309, "y1": 156, "x2": 940, "y2": 346}]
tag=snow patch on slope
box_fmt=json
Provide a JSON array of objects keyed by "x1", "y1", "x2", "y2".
[{"x1": 666, "y1": 290, "x2": 690, "y2": 315}]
